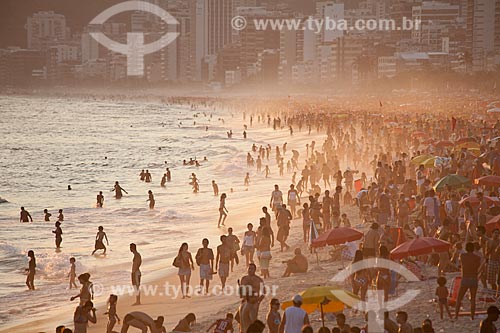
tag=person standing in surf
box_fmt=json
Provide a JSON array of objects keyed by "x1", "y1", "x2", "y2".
[
  {"x1": 53, "y1": 222, "x2": 63, "y2": 249},
  {"x1": 92, "y1": 226, "x2": 109, "y2": 255},
  {"x1": 166, "y1": 168, "x2": 171, "y2": 181},
  {"x1": 44, "y1": 209, "x2": 51, "y2": 221},
  {"x1": 25, "y1": 250, "x2": 36, "y2": 290},
  {"x1": 96, "y1": 191, "x2": 104, "y2": 208},
  {"x1": 147, "y1": 190, "x2": 155, "y2": 209},
  {"x1": 112, "y1": 181, "x2": 128, "y2": 199},
  {"x1": 212, "y1": 180, "x2": 219, "y2": 196},
  {"x1": 161, "y1": 174, "x2": 167, "y2": 187},
  {"x1": 130, "y1": 243, "x2": 142, "y2": 305},
  {"x1": 20, "y1": 206, "x2": 33, "y2": 223},
  {"x1": 218, "y1": 193, "x2": 228, "y2": 227}
]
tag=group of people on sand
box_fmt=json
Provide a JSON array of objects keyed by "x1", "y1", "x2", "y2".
[{"x1": 19, "y1": 96, "x2": 500, "y2": 333}]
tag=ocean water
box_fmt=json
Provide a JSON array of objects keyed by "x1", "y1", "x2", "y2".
[{"x1": 0, "y1": 95, "x2": 286, "y2": 330}]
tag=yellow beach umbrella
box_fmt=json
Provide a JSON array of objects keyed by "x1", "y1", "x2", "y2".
[
  {"x1": 281, "y1": 286, "x2": 359, "y2": 326},
  {"x1": 457, "y1": 141, "x2": 480, "y2": 149},
  {"x1": 410, "y1": 154, "x2": 434, "y2": 166}
]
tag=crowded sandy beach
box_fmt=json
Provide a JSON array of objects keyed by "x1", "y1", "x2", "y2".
[{"x1": 0, "y1": 91, "x2": 499, "y2": 333}]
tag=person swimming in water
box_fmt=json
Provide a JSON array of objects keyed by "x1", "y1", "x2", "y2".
[
  {"x1": 218, "y1": 193, "x2": 228, "y2": 227},
  {"x1": 20, "y1": 206, "x2": 33, "y2": 223},
  {"x1": 92, "y1": 226, "x2": 109, "y2": 255},
  {"x1": 144, "y1": 170, "x2": 152, "y2": 183},
  {"x1": 147, "y1": 190, "x2": 155, "y2": 209},
  {"x1": 44, "y1": 209, "x2": 51, "y2": 221},
  {"x1": 96, "y1": 191, "x2": 104, "y2": 208},
  {"x1": 112, "y1": 181, "x2": 128, "y2": 199},
  {"x1": 53, "y1": 222, "x2": 63, "y2": 249},
  {"x1": 57, "y1": 209, "x2": 64, "y2": 222}
]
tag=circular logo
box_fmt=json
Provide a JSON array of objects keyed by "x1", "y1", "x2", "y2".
[{"x1": 231, "y1": 16, "x2": 248, "y2": 31}]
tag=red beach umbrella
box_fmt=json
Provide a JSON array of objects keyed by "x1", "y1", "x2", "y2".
[
  {"x1": 413, "y1": 131, "x2": 426, "y2": 138},
  {"x1": 422, "y1": 138, "x2": 435, "y2": 144},
  {"x1": 459, "y1": 196, "x2": 500, "y2": 207},
  {"x1": 485, "y1": 215, "x2": 500, "y2": 233},
  {"x1": 475, "y1": 175, "x2": 500, "y2": 187},
  {"x1": 311, "y1": 227, "x2": 363, "y2": 248},
  {"x1": 390, "y1": 237, "x2": 451, "y2": 260}
]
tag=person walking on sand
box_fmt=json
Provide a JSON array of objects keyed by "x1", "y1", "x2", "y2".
[
  {"x1": 105, "y1": 294, "x2": 120, "y2": 333},
  {"x1": 112, "y1": 181, "x2": 128, "y2": 199},
  {"x1": 129, "y1": 243, "x2": 142, "y2": 305},
  {"x1": 96, "y1": 191, "x2": 104, "y2": 207},
  {"x1": 20, "y1": 206, "x2": 33, "y2": 223},
  {"x1": 226, "y1": 227, "x2": 240, "y2": 271},
  {"x1": 25, "y1": 250, "x2": 36, "y2": 290},
  {"x1": 218, "y1": 193, "x2": 228, "y2": 227},
  {"x1": 242, "y1": 223, "x2": 256, "y2": 266},
  {"x1": 287, "y1": 184, "x2": 300, "y2": 219},
  {"x1": 53, "y1": 222, "x2": 63, "y2": 249},
  {"x1": 196, "y1": 238, "x2": 215, "y2": 295},
  {"x1": 270, "y1": 185, "x2": 283, "y2": 216},
  {"x1": 216, "y1": 235, "x2": 231, "y2": 289},
  {"x1": 91, "y1": 226, "x2": 109, "y2": 255},
  {"x1": 174, "y1": 242, "x2": 194, "y2": 298},
  {"x1": 147, "y1": 190, "x2": 155, "y2": 209}
]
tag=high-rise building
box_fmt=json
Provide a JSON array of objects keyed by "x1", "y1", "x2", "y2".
[
  {"x1": 466, "y1": 0, "x2": 498, "y2": 72},
  {"x1": 412, "y1": 2, "x2": 461, "y2": 52},
  {"x1": 26, "y1": 11, "x2": 67, "y2": 50}
]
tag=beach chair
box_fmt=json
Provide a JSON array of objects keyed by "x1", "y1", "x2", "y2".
[{"x1": 478, "y1": 287, "x2": 500, "y2": 308}]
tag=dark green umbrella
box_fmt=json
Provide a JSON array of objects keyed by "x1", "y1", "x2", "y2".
[{"x1": 433, "y1": 174, "x2": 471, "y2": 192}]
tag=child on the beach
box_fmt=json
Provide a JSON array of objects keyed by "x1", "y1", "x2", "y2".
[
  {"x1": 104, "y1": 294, "x2": 120, "y2": 333},
  {"x1": 68, "y1": 257, "x2": 77, "y2": 289},
  {"x1": 341, "y1": 213, "x2": 351, "y2": 227},
  {"x1": 435, "y1": 276, "x2": 453, "y2": 320}
]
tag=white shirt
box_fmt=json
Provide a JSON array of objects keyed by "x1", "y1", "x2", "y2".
[
  {"x1": 414, "y1": 226, "x2": 424, "y2": 238},
  {"x1": 283, "y1": 306, "x2": 306, "y2": 333},
  {"x1": 423, "y1": 197, "x2": 439, "y2": 217}
]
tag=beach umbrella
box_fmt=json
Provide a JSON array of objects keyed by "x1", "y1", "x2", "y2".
[
  {"x1": 410, "y1": 154, "x2": 434, "y2": 165},
  {"x1": 413, "y1": 131, "x2": 426, "y2": 138},
  {"x1": 281, "y1": 286, "x2": 360, "y2": 327},
  {"x1": 390, "y1": 236, "x2": 451, "y2": 260},
  {"x1": 435, "y1": 140, "x2": 454, "y2": 148},
  {"x1": 422, "y1": 138, "x2": 435, "y2": 145},
  {"x1": 487, "y1": 108, "x2": 500, "y2": 113},
  {"x1": 421, "y1": 157, "x2": 437, "y2": 168},
  {"x1": 311, "y1": 227, "x2": 363, "y2": 248},
  {"x1": 456, "y1": 137, "x2": 477, "y2": 145},
  {"x1": 433, "y1": 174, "x2": 471, "y2": 192},
  {"x1": 457, "y1": 141, "x2": 480, "y2": 149},
  {"x1": 459, "y1": 196, "x2": 500, "y2": 207},
  {"x1": 475, "y1": 175, "x2": 500, "y2": 187},
  {"x1": 485, "y1": 215, "x2": 500, "y2": 233}
]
